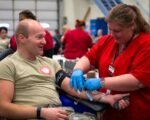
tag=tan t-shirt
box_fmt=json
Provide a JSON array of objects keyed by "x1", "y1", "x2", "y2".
[{"x1": 0, "y1": 51, "x2": 62, "y2": 106}]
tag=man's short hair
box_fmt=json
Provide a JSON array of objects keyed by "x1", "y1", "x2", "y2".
[{"x1": 19, "y1": 10, "x2": 37, "y2": 20}]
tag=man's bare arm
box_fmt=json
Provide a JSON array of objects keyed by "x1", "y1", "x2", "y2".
[{"x1": 0, "y1": 80, "x2": 36, "y2": 119}]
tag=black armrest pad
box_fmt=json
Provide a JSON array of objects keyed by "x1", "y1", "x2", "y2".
[
  {"x1": 75, "y1": 98, "x2": 109, "y2": 112},
  {"x1": 58, "y1": 88, "x2": 110, "y2": 112}
]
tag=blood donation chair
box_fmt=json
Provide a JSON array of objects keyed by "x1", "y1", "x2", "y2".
[{"x1": 58, "y1": 60, "x2": 110, "y2": 119}]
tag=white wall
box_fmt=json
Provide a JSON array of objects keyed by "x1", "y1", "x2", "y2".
[
  {"x1": 62, "y1": 0, "x2": 104, "y2": 28},
  {"x1": 0, "y1": 0, "x2": 58, "y2": 37},
  {"x1": 123, "y1": 0, "x2": 150, "y2": 23},
  {"x1": 63, "y1": 0, "x2": 75, "y2": 28},
  {"x1": 62, "y1": 0, "x2": 150, "y2": 28}
]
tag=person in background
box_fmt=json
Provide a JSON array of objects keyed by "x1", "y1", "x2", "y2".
[
  {"x1": 70, "y1": 4, "x2": 150, "y2": 120},
  {"x1": 0, "y1": 19, "x2": 129, "y2": 120},
  {"x1": 60, "y1": 24, "x2": 71, "y2": 54},
  {"x1": 0, "y1": 27, "x2": 10, "y2": 53},
  {"x1": 94, "y1": 29, "x2": 103, "y2": 43},
  {"x1": 0, "y1": 9, "x2": 54, "y2": 60},
  {"x1": 53, "y1": 29, "x2": 62, "y2": 55},
  {"x1": 61, "y1": 24, "x2": 71, "y2": 42},
  {"x1": 62, "y1": 19, "x2": 93, "y2": 60}
]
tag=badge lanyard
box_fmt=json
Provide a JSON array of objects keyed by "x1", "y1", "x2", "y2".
[
  {"x1": 109, "y1": 33, "x2": 135, "y2": 76},
  {"x1": 107, "y1": 45, "x2": 119, "y2": 95},
  {"x1": 109, "y1": 45, "x2": 119, "y2": 77},
  {"x1": 107, "y1": 33, "x2": 135, "y2": 94}
]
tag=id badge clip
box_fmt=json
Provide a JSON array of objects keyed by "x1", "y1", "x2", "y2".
[{"x1": 108, "y1": 65, "x2": 115, "y2": 75}]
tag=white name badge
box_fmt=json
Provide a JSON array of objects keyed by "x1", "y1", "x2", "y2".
[{"x1": 108, "y1": 65, "x2": 115, "y2": 74}]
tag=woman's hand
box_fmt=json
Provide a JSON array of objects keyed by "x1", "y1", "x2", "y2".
[{"x1": 70, "y1": 69, "x2": 85, "y2": 91}]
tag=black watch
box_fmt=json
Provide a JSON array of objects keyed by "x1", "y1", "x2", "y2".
[{"x1": 36, "y1": 107, "x2": 42, "y2": 119}]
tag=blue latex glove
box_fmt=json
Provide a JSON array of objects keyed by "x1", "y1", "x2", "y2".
[
  {"x1": 84, "y1": 78, "x2": 102, "y2": 91},
  {"x1": 70, "y1": 69, "x2": 84, "y2": 91}
]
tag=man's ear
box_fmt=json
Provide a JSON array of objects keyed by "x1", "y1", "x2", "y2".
[{"x1": 18, "y1": 34, "x2": 26, "y2": 43}]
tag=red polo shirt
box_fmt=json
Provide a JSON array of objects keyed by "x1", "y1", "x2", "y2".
[
  {"x1": 85, "y1": 33, "x2": 150, "y2": 120},
  {"x1": 63, "y1": 28, "x2": 93, "y2": 59}
]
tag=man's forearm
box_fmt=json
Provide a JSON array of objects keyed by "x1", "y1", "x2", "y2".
[
  {"x1": 0, "y1": 102, "x2": 36, "y2": 119},
  {"x1": 61, "y1": 77, "x2": 87, "y2": 99},
  {"x1": 61, "y1": 77, "x2": 105, "y2": 102}
]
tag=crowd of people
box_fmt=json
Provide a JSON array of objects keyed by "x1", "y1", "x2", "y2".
[
  {"x1": 0, "y1": 3, "x2": 149, "y2": 120},
  {"x1": 0, "y1": 10, "x2": 95, "y2": 61},
  {"x1": 0, "y1": 10, "x2": 54, "y2": 60}
]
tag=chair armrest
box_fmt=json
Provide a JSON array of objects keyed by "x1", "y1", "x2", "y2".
[{"x1": 58, "y1": 88, "x2": 110, "y2": 112}]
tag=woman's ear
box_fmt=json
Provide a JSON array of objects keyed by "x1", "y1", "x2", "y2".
[
  {"x1": 131, "y1": 26, "x2": 135, "y2": 31},
  {"x1": 131, "y1": 23, "x2": 136, "y2": 31}
]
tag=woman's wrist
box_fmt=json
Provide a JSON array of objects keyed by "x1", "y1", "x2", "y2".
[{"x1": 101, "y1": 78, "x2": 105, "y2": 88}]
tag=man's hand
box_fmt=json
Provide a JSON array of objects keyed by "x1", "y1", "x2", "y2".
[
  {"x1": 70, "y1": 69, "x2": 84, "y2": 91},
  {"x1": 41, "y1": 108, "x2": 69, "y2": 120},
  {"x1": 100, "y1": 93, "x2": 130, "y2": 110},
  {"x1": 84, "y1": 78, "x2": 102, "y2": 91}
]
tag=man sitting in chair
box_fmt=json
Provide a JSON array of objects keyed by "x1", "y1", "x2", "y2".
[{"x1": 0, "y1": 19, "x2": 129, "y2": 120}]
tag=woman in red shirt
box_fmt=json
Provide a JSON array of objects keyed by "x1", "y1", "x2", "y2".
[
  {"x1": 62, "y1": 19, "x2": 93, "y2": 59},
  {"x1": 70, "y1": 4, "x2": 150, "y2": 120}
]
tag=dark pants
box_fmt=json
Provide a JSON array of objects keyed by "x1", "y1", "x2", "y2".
[
  {"x1": 44, "y1": 48, "x2": 54, "y2": 58},
  {"x1": 0, "y1": 48, "x2": 14, "y2": 61}
]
